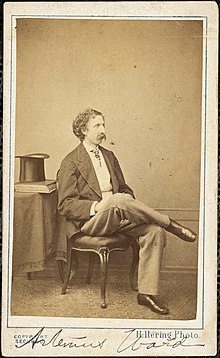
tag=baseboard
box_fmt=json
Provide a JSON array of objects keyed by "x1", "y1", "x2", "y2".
[
  {"x1": 161, "y1": 266, "x2": 197, "y2": 273},
  {"x1": 14, "y1": 262, "x2": 197, "y2": 280}
]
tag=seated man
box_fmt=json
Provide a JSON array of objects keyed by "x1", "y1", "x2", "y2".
[{"x1": 57, "y1": 108, "x2": 197, "y2": 315}]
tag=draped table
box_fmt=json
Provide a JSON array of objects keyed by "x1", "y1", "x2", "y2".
[{"x1": 13, "y1": 190, "x2": 67, "y2": 276}]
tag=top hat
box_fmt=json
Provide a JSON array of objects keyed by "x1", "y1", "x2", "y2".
[{"x1": 15, "y1": 153, "x2": 50, "y2": 182}]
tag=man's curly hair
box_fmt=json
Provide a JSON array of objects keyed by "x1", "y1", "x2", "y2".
[{"x1": 72, "y1": 108, "x2": 104, "y2": 141}]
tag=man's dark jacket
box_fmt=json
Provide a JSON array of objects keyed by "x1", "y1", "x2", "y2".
[{"x1": 57, "y1": 142, "x2": 134, "y2": 238}]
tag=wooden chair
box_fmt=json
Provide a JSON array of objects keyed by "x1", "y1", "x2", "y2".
[{"x1": 59, "y1": 233, "x2": 139, "y2": 308}]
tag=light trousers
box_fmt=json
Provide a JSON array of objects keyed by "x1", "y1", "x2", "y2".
[{"x1": 81, "y1": 193, "x2": 170, "y2": 295}]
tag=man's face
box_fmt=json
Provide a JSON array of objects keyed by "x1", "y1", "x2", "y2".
[{"x1": 83, "y1": 115, "x2": 106, "y2": 147}]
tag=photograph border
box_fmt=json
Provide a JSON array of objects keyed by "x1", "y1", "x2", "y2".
[
  {"x1": 2, "y1": 1, "x2": 218, "y2": 356},
  {"x1": 6, "y1": 12, "x2": 208, "y2": 331}
]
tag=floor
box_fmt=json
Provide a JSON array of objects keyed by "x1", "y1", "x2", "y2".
[{"x1": 11, "y1": 269, "x2": 197, "y2": 321}]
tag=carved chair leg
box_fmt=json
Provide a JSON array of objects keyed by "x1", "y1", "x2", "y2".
[
  {"x1": 99, "y1": 247, "x2": 109, "y2": 309},
  {"x1": 130, "y1": 239, "x2": 139, "y2": 291},
  {"x1": 58, "y1": 244, "x2": 79, "y2": 283},
  {"x1": 61, "y1": 239, "x2": 73, "y2": 295},
  {"x1": 86, "y1": 252, "x2": 95, "y2": 284}
]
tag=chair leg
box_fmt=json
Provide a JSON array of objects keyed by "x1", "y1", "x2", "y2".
[
  {"x1": 61, "y1": 239, "x2": 73, "y2": 295},
  {"x1": 99, "y1": 247, "x2": 109, "y2": 309},
  {"x1": 69, "y1": 250, "x2": 79, "y2": 281},
  {"x1": 86, "y1": 252, "x2": 95, "y2": 284},
  {"x1": 57, "y1": 260, "x2": 66, "y2": 283},
  {"x1": 130, "y1": 239, "x2": 139, "y2": 291}
]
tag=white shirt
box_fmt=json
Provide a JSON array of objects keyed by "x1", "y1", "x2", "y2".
[{"x1": 83, "y1": 141, "x2": 113, "y2": 215}]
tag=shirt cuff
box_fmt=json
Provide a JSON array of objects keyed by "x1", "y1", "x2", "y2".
[{"x1": 90, "y1": 201, "x2": 98, "y2": 216}]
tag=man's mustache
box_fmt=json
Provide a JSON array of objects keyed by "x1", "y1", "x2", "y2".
[{"x1": 97, "y1": 133, "x2": 106, "y2": 140}]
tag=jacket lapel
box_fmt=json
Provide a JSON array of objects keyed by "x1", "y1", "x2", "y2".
[{"x1": 76, "y1": 143, "x2": 102, "y2": 198}]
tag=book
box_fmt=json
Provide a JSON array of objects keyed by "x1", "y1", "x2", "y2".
[{"x1": 14, "y1": 179, "x2": 57, "y2": 193}]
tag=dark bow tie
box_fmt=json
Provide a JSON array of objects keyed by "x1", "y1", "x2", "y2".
[{"x1": 90, "y1": 147, "x2": 102, "y2": 167}]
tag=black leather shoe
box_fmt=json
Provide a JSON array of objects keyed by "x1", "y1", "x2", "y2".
[
  {"x1": 166, "y1": 219, "x2": 197, "y2": 242},
  {"x1": 137, "y1": 293, "x2": 169, "y2": 315}
]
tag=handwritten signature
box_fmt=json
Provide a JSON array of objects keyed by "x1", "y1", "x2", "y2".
[
  {"x1": 117, "y1": 329, "x2": 205, "y2": 353},
  {"x1": 15, "y1": 327, "x2": 106, "y2": 350},
  {"x1": 15, "y1": 327, "x2": 205, "y2": 352}
]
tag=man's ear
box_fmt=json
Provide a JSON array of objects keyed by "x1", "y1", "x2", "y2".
[{"x1": 81, "y1": 128, "x2": 88, "y2": 136}]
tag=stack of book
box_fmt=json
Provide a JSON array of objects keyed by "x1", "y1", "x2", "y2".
[{"x1": 14, "y1": 179, "x2": 57, "y2": 193}]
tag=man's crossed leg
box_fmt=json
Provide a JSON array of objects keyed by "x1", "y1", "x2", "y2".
[{"x1": 81, "y1": 193, "x2": 197, "y2": 315}]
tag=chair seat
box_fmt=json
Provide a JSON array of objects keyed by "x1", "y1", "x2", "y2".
[
  {"x1": 61, "y1": 233, "x2": 139, "y2": 308},
  {"x1": 71, "y1": 233, "x2": 133, "y2": 252}
]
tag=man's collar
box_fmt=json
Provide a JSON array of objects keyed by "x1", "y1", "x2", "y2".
[{"x1": 83, "y1": 141, "x2": 99, "y2": 153}]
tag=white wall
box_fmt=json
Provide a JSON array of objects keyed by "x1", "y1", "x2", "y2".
[{"x1": 15, "y1": 19, "x2": 203, "y2": 269}]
